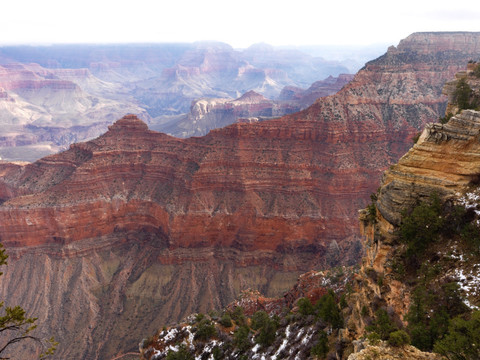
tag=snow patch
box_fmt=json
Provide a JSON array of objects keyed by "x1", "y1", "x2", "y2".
[
  {"x1": 454, "y1": 267, "x2": 480, "y2": 309},
  {"x1": 163, "y1": 328, "x2": 178, "y2": 342}
]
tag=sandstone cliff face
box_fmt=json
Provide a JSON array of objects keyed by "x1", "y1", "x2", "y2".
[
  {"x1": 1, "y1": 33, "x2": 480, "y2": 359},
  {"x1": 347, "y1": 65, "x2": 480, "y2": 345},
  {"x1": 378, "y1": 64, "x2": 480, "y2": 226},
  {"x1": 0, "y1": 115, "x2": 354, "y2": 258}
]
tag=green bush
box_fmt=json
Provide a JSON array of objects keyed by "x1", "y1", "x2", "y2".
[
  {"x1": 412, "y1": 132, "x2": 422, "y2": 144},
  {"x1": 473, "y1": 63, "x2": 480, "y2": 78},
  {"x1": 461, "y1": 222, "x2": 480, "y2": 253},
  {"x1": 249, "y1": 311, "x2": 279, "y2": 347},
  {"x1": 387, "y1": 330, "x2": 410, "y2": 347},
  {"x1": 399, "y1": 194, "x2": 444, "y2": 253},
  {"x1": 441, "y1": 282, "x2": 469, "y2": 317},
  {"x1": 439, "y1": 112, "x2": 453, "y2": 124},
  {"x1": 367, "y1": 332, "x2": 381, "y2": 346},
  {"x1": 233, "y1": 325, "x2": 251, "y2": 352},
  {"x1": 212, "y1": 345, "x2": 223, "y2": 360},
  {"x1": 365, "y1": 192, "x2": 378, "y2": 224},
  {"x1": 316, "y1": 290, "x2": 343, "y2": 329},
  {"x1": 250, "y1": 311, "x2": 269, "y2": 330},
  {"x1": 310, "y1": 330, "x2": 329, "y2": 358},
  {"x1": 230, "y1": 306, "x2": 246, "y2": 326},
  {"x1": 297, "y1": 297, "x2": 315, "y2": 316},
  {"x1": 406, "y1": 283, "x2": 467, "y2": 351},
  {"x1": 218, "y1": 312, "x2": 232, "y2": 327},
  {"x1": 453, "y1": 78, "x2": 474, "y2": 110},
  {"x1": 254, "y1": 316, "x2": 278, "y2": 347},
  {"x1": 433, "y1": 311, "x2": 480, "y2": 360},
  {"x1": 367, "y1": 309, "x2": 397, "y2": 340},
  {"x1": 194, "y1": 318, "x2": 216, "y2": 341},
  {"x1": 166, "y1": 344, "x2": 194, "y2": 360}
]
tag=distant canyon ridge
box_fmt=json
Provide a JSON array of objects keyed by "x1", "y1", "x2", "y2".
[
  {"x1": 0, "y1": 42, "x2": 359, "y2": 161},
  {"x1": 0, "y1": 33, "x2": 480, "y2": 359}
]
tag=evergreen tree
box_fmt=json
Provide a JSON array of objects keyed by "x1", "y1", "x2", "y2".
[
  {"x1": 399, "y1": 194, "x2": 444, "y2": 253},
  {"x1": 166, "y1": 344, "x2": 194, "y2": 360},
  {"x1": 434, "y1": 311, "x2": 480, "y2": 360},
  {"x1": 310, "y1": 330, "x2": 329, "y2": 358},
  {"x1": 0, "y1": 243, "x2": 57, "y2": 358},
  {"x1": 453, "y1": 78, "x2": 473, "y2": 110},
  {"x1": 297, "y1": 298, "x2": 315, "y2": 316},
  {"x1": 316, "y1": 290, "x2": 343, "y2": 329},
  {"x1": 368, "y1": 309, "x2": 397, "y2": 340},
  {"x1": 233, "y1": 325, "x2": 251, "y2": 352}
]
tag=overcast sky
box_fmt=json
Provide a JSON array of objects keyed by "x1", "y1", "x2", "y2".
[{"x1": 1, "y1": 0, "x2": 479, "y2": 48}]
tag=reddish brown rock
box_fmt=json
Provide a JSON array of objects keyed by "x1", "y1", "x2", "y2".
[{"x1": 279, "y1": 74, "x2": 354, "y2": 107}]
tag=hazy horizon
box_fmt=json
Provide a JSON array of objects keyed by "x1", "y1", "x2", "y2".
[{"x1": 1, "y1": 0, "x2": 478, "y2": 48}]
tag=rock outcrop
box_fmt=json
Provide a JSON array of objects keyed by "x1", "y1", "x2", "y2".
[
  {"x1": 347, "y1": 63, "x2": 480, "y2": 348},
  {"x1": 377, "y1": 63, "x2": 480, "y2": 226},
  {"x1": 279, "y1": 74, "x2": 354, "y2": 107},
  {"x1": 161, "y1": 75, "x2": 354, "y2": 138},
  {"x1": 347, "y1": 343, "x2": 444, "y2": 360}
]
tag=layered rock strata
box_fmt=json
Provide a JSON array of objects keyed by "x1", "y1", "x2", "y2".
[{"x1": 348, "y1": 66, "x2": 480, "y2": 341}]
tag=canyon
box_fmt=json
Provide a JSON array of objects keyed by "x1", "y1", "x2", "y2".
[
  {"x1": 0, "y1": 43, "x2": 351, "y2": 161},
  {"x1": 0, "y1": 32, "x2": 480, "y2": 359}
]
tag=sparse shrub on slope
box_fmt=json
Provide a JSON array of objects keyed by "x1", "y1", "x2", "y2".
[
  {"x1": 453, "y1": 77, "x2": 475, "y2": 110},
  {"x1": 316, "y1": 290, "x2": 343, "y2": 329},
  {"x1": 194, "y1": 318, "x2": 216, "y2": 341},
  {"x1": 387, "y1": 330, "x2": 411, "y2": 347},
  {"x1": 230, "y1": 306, "x2": 247, "y2": 326},
  {"x1": 399, "y1": 193, "x2": 444, "y2": 254},
  {"x1": 166, "y1": 344, "x2": 194, "y2": 360},
  {"x1": 434, "y1": 310, "x2": 480, "y2": 360},
  {"x1": 367, "y1": 308, "x2": 397, "y2": 341},
  {"x1": 233, "y1": 325, "x2": 251, "y2": 353},
  {"x1": 473, "y1": 63, "x2": 480, "y2": 78},
  {"x1": 0, "y1": 243, "x2": 57, "y2": 359},
  {"x1": 310, "y1": 330, "x2": 329, "y2": 358},
  {"x1": 218, "y1": 312, "x2": 232, "y2": 328}
]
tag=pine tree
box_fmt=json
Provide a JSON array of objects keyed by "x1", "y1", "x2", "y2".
[{"x1": 0, "y1": 243, "x2": 57, "y2": 358}]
